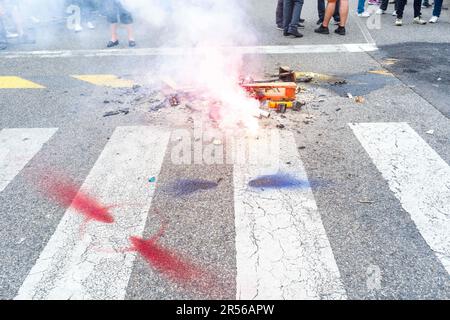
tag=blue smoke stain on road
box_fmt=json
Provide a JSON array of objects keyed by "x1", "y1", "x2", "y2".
[
  {"x1": 170, "y1": 179, "x2": 219, "y2": 196},
  {"x1": 248, "y1": 173, "x2": 307, "y2": 189},
  {"x1": 248, "y1": 173, "x2": 329, "y2": 190}
]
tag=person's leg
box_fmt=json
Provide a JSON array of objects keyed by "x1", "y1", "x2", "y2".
[
  {"x1": 338, "y1": 0, "x2": 349, "y2": 26},
  {"x1": 380, "y1": 0, "x2": 389, "y2": 10},
  {"x1": 317, "y1": 0, "x2": 325, "y2": 22},
  {"x1": 396, "y1": 0, "x2": 407, "y2": 18},
  {"x1": 334, "y1": 0, "x2": 341, "y2": 20},
  {"x1": 298, "y1": 0, "x2": 305, "y2": 24},
  {"x1": 110, "y1": 23, "x2": 118, "y2": 41},
  {"x1": 432, "y1": 0, "x2": 443, "y2": 17},
  {"x1": 323, "y1": 0, "x2": 337, "y2": 27},
  {"x1": 117, "y1": 2, "x2": 135, "y2": 43},
  {"x1": 82, "y1": 0, "x2": 95, "y2": 23},
  {"x1": 105, "y1": 0, "x2": 119, "y2": 44},
  {"x1": 413, "y1": 0, "x2": 422, "y2": 17},
  {"x1": 357, "y1": 0, "x2": 366, "y2": 13},
  {"x1": 283, "y1": 0, "x2": 293, "y2": 32},
  {"x1": 288, "y1": 0, "x2": 303, "y2": 31},
  {"x1": 276, "y1": 0, "x2": 284, "y2": 27},
  {"x1": 422, "y1": 0, "x2": 430, "y2": 7}
]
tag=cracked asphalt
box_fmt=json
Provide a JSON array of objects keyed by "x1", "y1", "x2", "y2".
[{"x1": 0, "y1": 0, "x2": 449, "y2": 300}]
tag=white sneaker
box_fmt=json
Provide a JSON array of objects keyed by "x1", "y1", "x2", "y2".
[
  {"x1": 413, "y1": 16, "x2": 427, "y2": 24},
  {"x1": 86, "y1": 22, "x2": 95, "y2": 29},
  {"x1": 358, "y1": 11, "x2": 371, "y2": 17},
  {"x1": 392, "y1": 10, "x2": 397, "y2": 16},
  {"x1": 429, "y1": 16, "x2": 439, "y2": 23},
  {"x1": 74, "y1": 24, "x2": 83, "y2": 32},
  {"x1": 376, "y1": 8, "x2": 385, "y2": 14},
  {"x1": 395, "y1": 18, "x2": 403, "y2": 26}
]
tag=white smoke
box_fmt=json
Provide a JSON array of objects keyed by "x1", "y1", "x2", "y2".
[{"x1": 122, "y1": 0, "x2": 261, "y2": 131}]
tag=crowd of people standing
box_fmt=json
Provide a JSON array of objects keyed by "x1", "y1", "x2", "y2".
[
  {"x1": 0, "y1": 0, "x2": 135, "y2": 50},
  {"x1": 277, "y1": 0, "x2": 446, "y2": 38}
]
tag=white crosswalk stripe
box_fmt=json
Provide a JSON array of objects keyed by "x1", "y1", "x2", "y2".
[
  {"x1": 15, "y1": 126, "x2": 170, "y2": 300},
  {"x1": 0, "y1": 128, "x2": 57, "y2": 193},
  {"x1": 233, "y1": 130, "x2": 347, "y2": 300},
  {"x1": 350, "y1": 122, "x2": 450, "y2": 276}
]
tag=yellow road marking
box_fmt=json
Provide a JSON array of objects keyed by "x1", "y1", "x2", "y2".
[
  {"x1": 71, "y1": 74, "x2": 134, "y2": 88},
  {"x1": 368, "y1": 69, "x2": 395, "y2": 77},
  {"x1": 0, "y1": 76, "x2": 45, "y2": 89}
]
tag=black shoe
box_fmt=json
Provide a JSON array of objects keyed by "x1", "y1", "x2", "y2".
[
  {"x1": 316, "y1": 19, "x2": 323, "y2": 25},
  {"x1": 299, "y1": 18, "x2": 305, "y2": 23},
  {"x1": 335, "y1": 26, "x2": 346, "y2": 35},
  {"x1": 107, "y1": 40, "x2": 119, "y2": 48},
  {"x1": 314, "y1": 25, "x2": 330, "y2": 34},
  {"x1": 0, "y1": 42, "x2": 7, "y2": 50},
  {"x1": 285, "y1": 29, "x2": 303, "y2": 38},
  {"x1": 129, "y1": 40, "x2": 136, "y2": 47},
  {"x1": 298, "y1": 23, "x2": 305, "y2": 29}
]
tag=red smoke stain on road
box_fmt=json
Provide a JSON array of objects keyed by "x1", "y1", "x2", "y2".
[
  {"x1": 130, "y1": 236, "x2": 202, "y2": 283},
  {"x1": 42, "y1": 175, "x2": 114, "y2": 224},
  {"x1": 129, "y1": 222, "x2": 219, "y2": 295}
]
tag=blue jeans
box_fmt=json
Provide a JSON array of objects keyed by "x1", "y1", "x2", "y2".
[
  {"x1": 358, "y1": 0, "x2": 366, "y2": 14},
  {"x1": 283, "y1": 0, "x2": 304, "y2": 32},
  {"x1": 433, "y1": 0, "x2": 443, "y2": 17}
]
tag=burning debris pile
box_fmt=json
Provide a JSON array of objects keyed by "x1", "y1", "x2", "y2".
[{"x1": 108, "y1": 66, "x2": 312, "y2": 128}]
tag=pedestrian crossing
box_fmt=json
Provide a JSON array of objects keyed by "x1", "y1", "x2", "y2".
[
  {"x1": 0, "y1": 123, "x2": 449, "y2": 300},
  {"x1": 0, "y1": 128, "x2": 58, "y2": 192}
]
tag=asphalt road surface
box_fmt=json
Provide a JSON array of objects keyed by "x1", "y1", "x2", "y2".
[{"x1": 1, "y1": 1, "x2": 449, "y2": 300}]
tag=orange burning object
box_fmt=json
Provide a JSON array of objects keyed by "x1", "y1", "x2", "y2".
[{"x1": 241, "y1": 82, "x2": 297, "y2": 102}]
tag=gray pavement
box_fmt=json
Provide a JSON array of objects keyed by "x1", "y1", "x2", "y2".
[{"x1": 0, "y1": 0, "x2": 450, "y2": 300}]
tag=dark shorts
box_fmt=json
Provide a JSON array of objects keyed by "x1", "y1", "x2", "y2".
[{"x1": 105, "y1": 0, "x2": 133, "y2": 24}]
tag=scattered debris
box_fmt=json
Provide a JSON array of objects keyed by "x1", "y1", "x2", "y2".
[
  {"x1": 426, "y1": 130, "x2": 435, "y2": 135},
  {"x1": 298, "y1": 146, "x2": 306, "y2": 150},
  {"x1": 359, "y1": 199, "x2": 375, "y2": 204},
  {"x1": 276, "y1": 124, "x2": 285, "y2": 129},
  {"x1": 355, "y1": 96, "x2": 365, "y2": 104},
  {"x1": 212, "y1": 139, "x2": 222, "y2": 145},
  {"x1": 149, "y1": 177, "x2": 156, "y2": 183},
  {"x1": 347, "y1": 93, "x2": 354, "y2": 99},
  {"x1": 294, "y1": 71, "x2": 346, "y2": 85},
  {"x1": 169, "y1": 95, "x2": 180, "y2": 107},
  {"x1": 103, "y1": 108, "x2": 130, "y2": 117}
]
